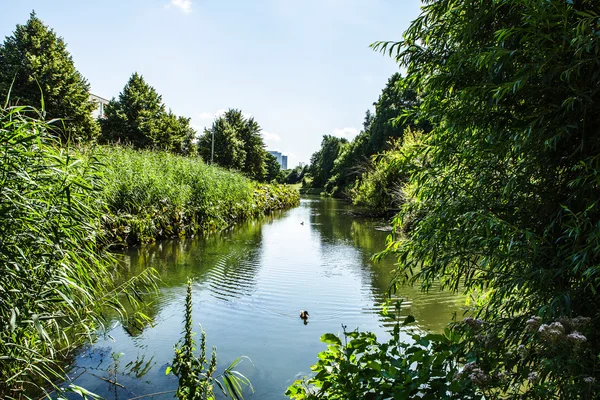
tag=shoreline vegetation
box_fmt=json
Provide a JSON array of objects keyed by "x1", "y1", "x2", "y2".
[
  {"x1": 0, "y1": 104, "x2": 298, "y2": 399},
  {"x1": 290, "y1": 1, "x2": 600, "y2": 399},
  {"x1": 96, "y1": 146, "x2": 300, "y2": 248},
  {"x1": 0, "y1": 11, "x2": 299, "y2": 399}
]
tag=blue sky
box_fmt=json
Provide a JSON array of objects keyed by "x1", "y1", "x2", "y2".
[{"x1": 1, "y1": 0, "x2": 422, "y2": 166}]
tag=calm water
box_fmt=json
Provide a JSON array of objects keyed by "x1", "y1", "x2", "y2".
[{"x1": 67, "y1": 196, "x2": 464, "y2": 399}]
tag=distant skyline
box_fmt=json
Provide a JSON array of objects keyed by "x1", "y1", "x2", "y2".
[{"x1": 0, "y1": 0, "x2": 422, "y2": 167}]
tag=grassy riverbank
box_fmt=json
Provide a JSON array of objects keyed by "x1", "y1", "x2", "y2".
[
  {"x1": 0, "y1": 105, "x2": 299, "y2": 398},
  {"x1": 96, "y1": 146, "x2": 300, "y2": 247}
]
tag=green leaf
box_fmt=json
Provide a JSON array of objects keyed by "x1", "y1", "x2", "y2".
[{"x1": 321, "y1": 333, "x2": 342, "y2": 346}]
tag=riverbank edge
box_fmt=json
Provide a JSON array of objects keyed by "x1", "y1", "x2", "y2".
[{"x1": 101, "y1": 183, "x2": 300, "y2": 249}]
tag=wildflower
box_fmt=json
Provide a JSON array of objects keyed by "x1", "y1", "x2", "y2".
[
  {"x1": 528, "y1": 372, "x2": 539, "y2": 384},
  {"x1": 567, "y1": 331, "x2": 587, "y2": 343},
  {"x1": 526, "y1": 316, "x2": 541, "y2": 331},
  {"x1": 557, "y1": 315, "x2": 571, "y2": 329},
  {"x1": 469, "y1": 368, "x2": 489, "y2": 386},
  {"x1": 583, "y1": 377, "x2": 595, "y2": 384},
  {"x1": 538, "y1": 322, "x2": 565, "y2": 342},
  {"x1": 455, "y1": 362, "x2": 477, "y2": 379},
  {"x1": 571, "y1": 316, "x2": 591, "y2": 329},
  {"x1": 517, "y1": 344, "x2": 527, "y2": 356},
  {"x1": 462, "y1": 362, "x2": 477, "y2": 374}
]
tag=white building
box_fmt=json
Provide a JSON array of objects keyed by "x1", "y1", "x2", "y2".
[{"x1": 89, "y1": 93, "x2": 109, "y2": 119}]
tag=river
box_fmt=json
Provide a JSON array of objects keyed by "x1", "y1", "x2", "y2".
[{"x1": 66, "y1": 196, "x2": 465, "y2": 399}]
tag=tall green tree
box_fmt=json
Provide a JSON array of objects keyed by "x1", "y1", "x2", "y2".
[
  {"x1": 323, "y1": 74, "x2": 430, "y2": 197},
  {"x1": 0, "y1": 11, "x2": 99, "y2": 142},
  {"x1": 308, "y1": 135, "x2": 348, "y2": 188},
  {"x1": 99, "y1": 73, "x2": 195, "y2": 154},
  {"x1": 264, "y1": 152, "x2": 281, "y2": 183},
  {"x1": 197, "y1": 109, "x2": 267, "y2": 180},
  {"x1": 238, "y1": 117, "x2": 266, "y2": 180},
  {"x1": 367, "y1": 73, "x2": 425, "y2": 153}
]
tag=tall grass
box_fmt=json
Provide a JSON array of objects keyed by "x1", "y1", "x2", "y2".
[
  {"x1": 0, "y1": 105, "x2": 298, "y2": 397},
  {"x1": 0, "y1": 105, "x2": 156, "y2": 399},
  {"x1": 95, "y1": 146, "x2": 300, "y2": 247}
]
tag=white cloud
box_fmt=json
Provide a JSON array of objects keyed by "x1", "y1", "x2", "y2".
[
  {"x1": 197, "y1": 109, "x2": 227, "y2": 121},
  {"x1": 332, "y1": 127, "x2": 359, "y2": 139},
  {"x1": 170, "y1": 0, "x2": 193, "y2": 14},
  {"x1": 262, "y1": 131, "x2": 281, "y2": 142}
]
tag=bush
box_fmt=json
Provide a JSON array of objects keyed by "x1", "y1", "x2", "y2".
[
  {"x1": 350, "y1": 132, "x2": 423, "y2": 215},
  {"x1": 286, "y1": 305, "x2": 480, "y2": 400}
]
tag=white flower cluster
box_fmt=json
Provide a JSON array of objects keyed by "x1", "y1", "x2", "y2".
[
  {"x1": 567, "y1": 331, "x2": 587, "y2": 343},
  {"x1": 538, "y1": 321, "x2": 565, "y2": 343},
  {"x1": 571, "y1": 316, "x2": 591, "y2": 329},
  {"x1": 533, "y1": 316, "x2": 589, "y2": 345},
  {"x1": 456, "y1": 362, "x2": 489, "y2": 385},
  {"x1": 526, "y1": 316, "x2": 541, "y2": 331},
  {"x1": 528, "y1": 372, "x2": 539, "y2": 383}
]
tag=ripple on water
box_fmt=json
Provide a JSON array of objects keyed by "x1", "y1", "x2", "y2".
[{"x1": 71, "y1": 197, "x2": 464, "y2": 400}]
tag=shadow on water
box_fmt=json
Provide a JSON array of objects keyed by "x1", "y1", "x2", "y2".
[{"x1": 65, "y1": 196, "x2": 464, "y2": 399}]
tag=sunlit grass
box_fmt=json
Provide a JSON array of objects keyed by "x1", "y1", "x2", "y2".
[{"x1": 93, "y1": 146, "x2": 300, "y2": 247}]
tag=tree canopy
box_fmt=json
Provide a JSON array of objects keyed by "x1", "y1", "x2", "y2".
[
  {"x1": 308, "y1": 135, "x2": 348, "y2": 188},
  {"x1": 99, "y1": 72, "x2": 195, "y2": 154},
  {"x1": 197, "y1": 109, "x2": 268, "y2": 181},
  {"x1": 0, "y1": 11, "x2": 99, "y2": 142},
  {"x1": 307, "y1": 73, "x2": 430, "y2": 198}
]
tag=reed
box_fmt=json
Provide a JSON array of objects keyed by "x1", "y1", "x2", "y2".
[
  {"x1": 0, "y1": 105, "x2": 156, "y2": 399},
  {"x1": 0, "y1": 103, "x2": 298, "y2": 397},
  {"x1": 94, "y1": 146, "x2": 300, "y2": 247}
]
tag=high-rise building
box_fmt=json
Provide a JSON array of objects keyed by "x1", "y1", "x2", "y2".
[{"x1": 267, "y1": 150, "x2": 288, "y2": 169}]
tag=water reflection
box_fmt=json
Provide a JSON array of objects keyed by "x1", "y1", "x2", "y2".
[{"x1": 67, "y1": 197, "x2": 464, "y2": 399}]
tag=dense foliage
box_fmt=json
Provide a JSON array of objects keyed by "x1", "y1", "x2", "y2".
[
  {"x1": 0, "y1": 105, "x2": 155, "y2": 399},
  {"x1": 308, "y1": 135, "x2": 348, "y2": 188},
  {"x1": 306, "y1": 73, "x2": 430, "y2": 201},
  {"x1": 279, "y1": 165, "x2": 309, "y2": 185},
  {"x1": 99, "y1": 73, "x2": 196, "y2": 154},
  {"x1": 292, "y1": 0, "x2": 600, "y2": 398},
  {"x1": 0, "y1": 12, "x2": 99, "y2": 142},
  {"x1": 96, "y1": 146, "x2": 300, "y2": 247},
  {"x1": 350, "y1": 131, "x2": 423, "y2": 215},
  {"x1": 287, "y1": 307, "x2": 480, "y2": 400},
  {"x1": 197, "y1": 109, "x2": 269, "y2": 180}
]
